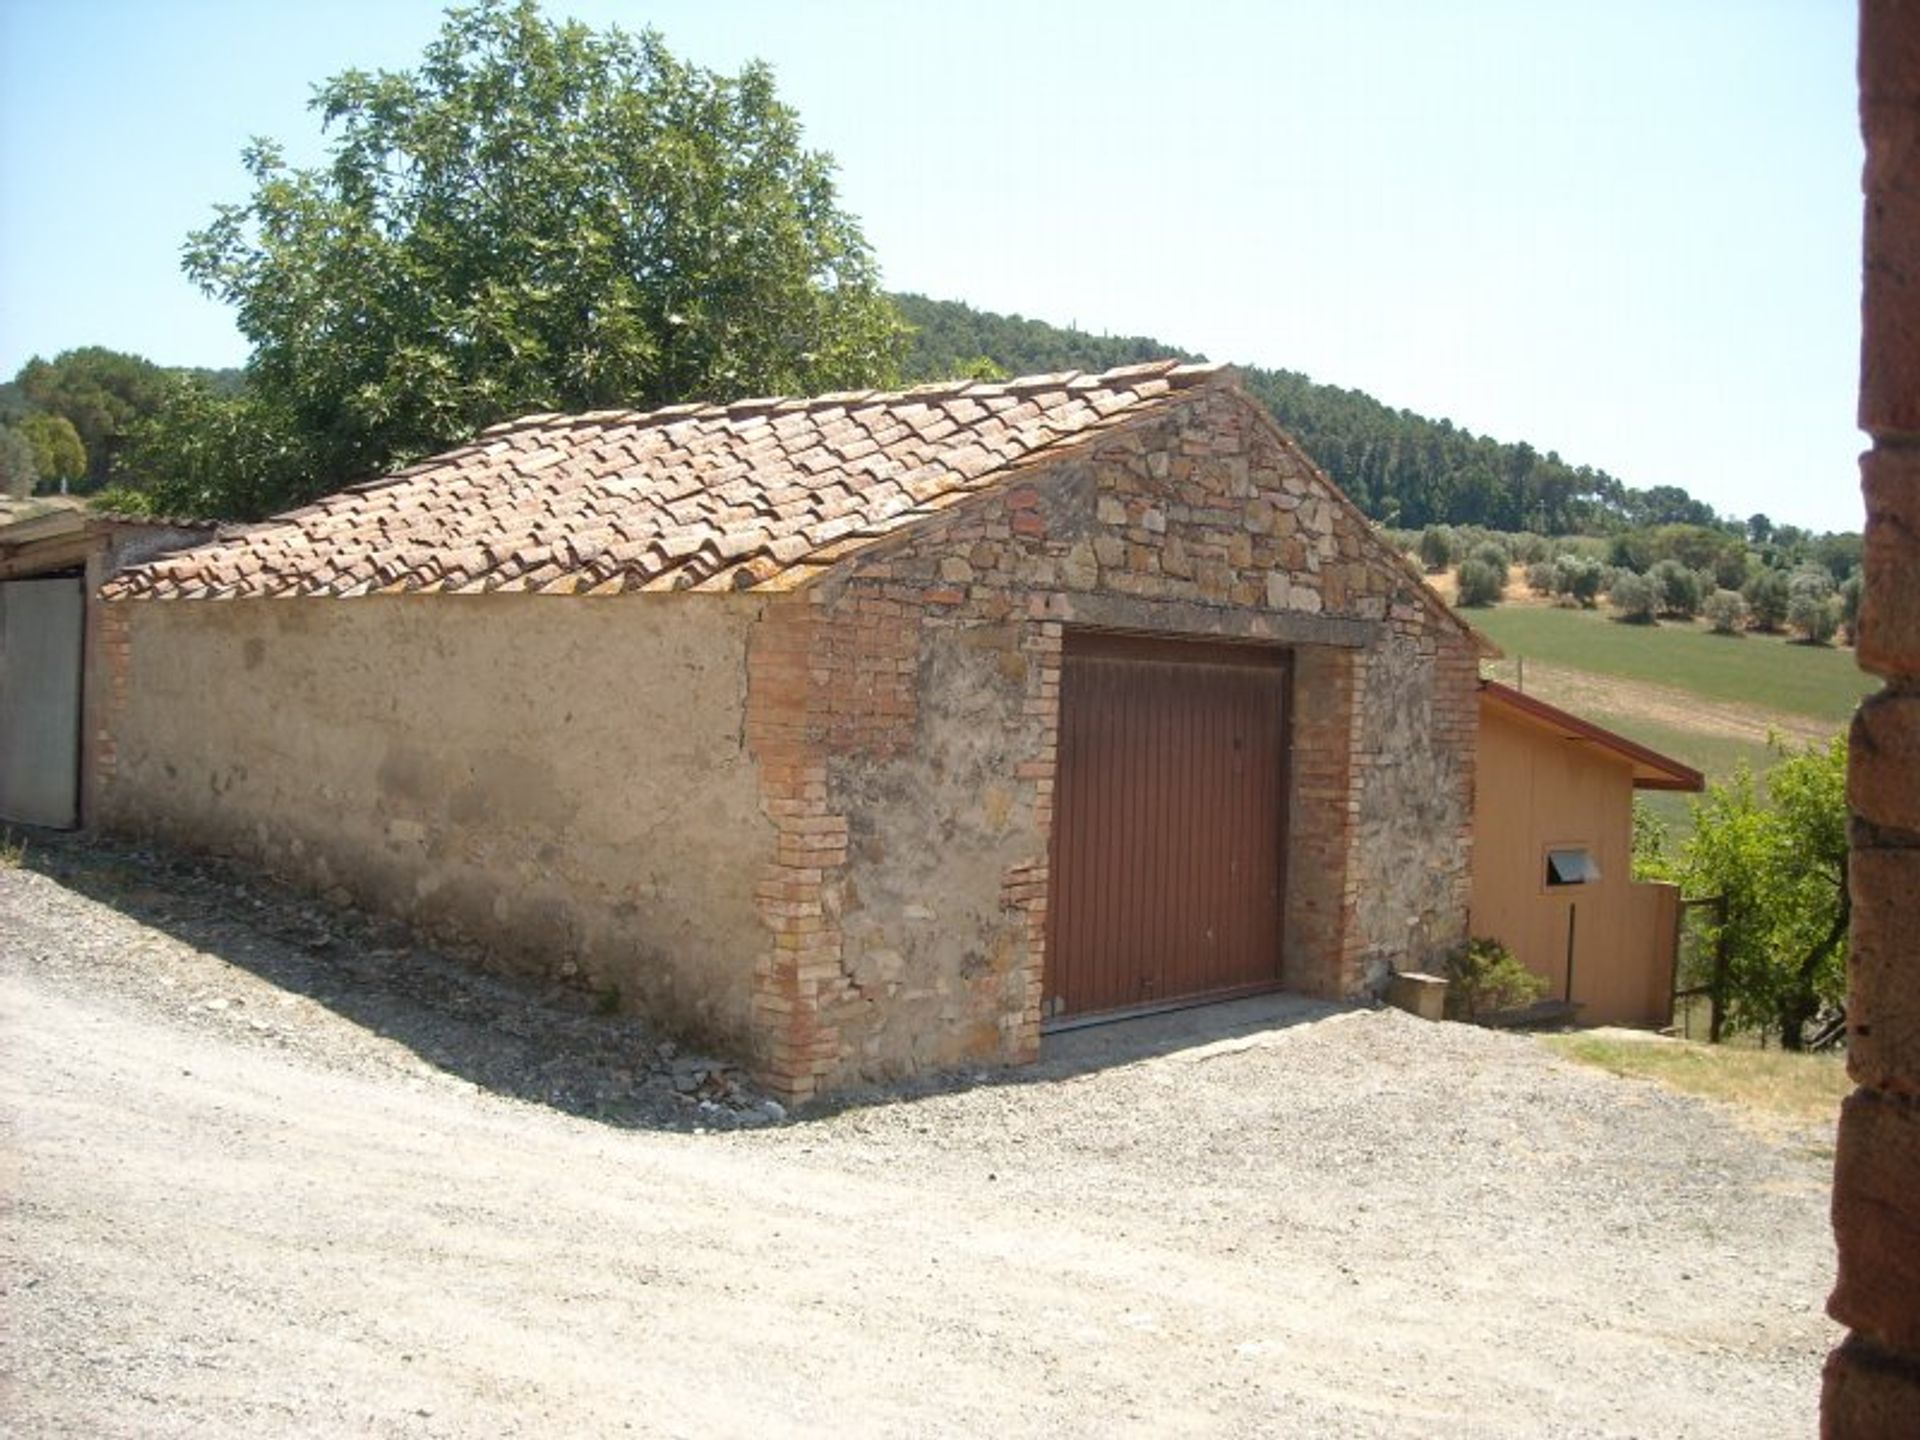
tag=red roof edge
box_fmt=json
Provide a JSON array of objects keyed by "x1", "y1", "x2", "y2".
[{"x1": 1479, "y1": 679, "x2": 1706, "y2": 792}]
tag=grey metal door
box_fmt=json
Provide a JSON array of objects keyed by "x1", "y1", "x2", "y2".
[{"x1": 0, "y1": 575, "x2": 86, "y2": 828}]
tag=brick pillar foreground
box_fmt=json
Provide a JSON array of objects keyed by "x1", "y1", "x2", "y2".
[{"x1": 1825, "y1": 4, "x2": 1920, "y2": 1432}]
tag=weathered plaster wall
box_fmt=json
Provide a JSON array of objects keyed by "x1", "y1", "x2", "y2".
[
  {"x1": 95, "y1": 594, "x2": 773, "y2": 1052},
  {"x1": 746, "y1": 383, "x2": 1479, "y2": 1099},
  {"x1": 1826, "y1": 3, "x2": 1920, "y2": 1429}
]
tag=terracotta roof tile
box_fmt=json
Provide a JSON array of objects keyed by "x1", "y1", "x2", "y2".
[{"x1": 108, "y1": 360, "x2": 1227, "y2": 600}]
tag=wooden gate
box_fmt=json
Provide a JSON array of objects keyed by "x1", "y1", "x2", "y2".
[{"x1": 1044, "y1": 632, "x2": 1289, "y2": 1027}]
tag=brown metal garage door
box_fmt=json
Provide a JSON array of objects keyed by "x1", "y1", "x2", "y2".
[{"x1": 1045, "y1": 632, "x2": 1289, "y2": 1027}]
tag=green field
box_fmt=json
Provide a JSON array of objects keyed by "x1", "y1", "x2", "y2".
[{"x1": 1467, "y1": 604, "x2": 1876, "y2": 724}]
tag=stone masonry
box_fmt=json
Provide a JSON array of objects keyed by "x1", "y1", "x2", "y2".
[
  {"x1": 1826, "y1": 4, "x2": 1920, "y2": 1432},
  {"x1": 743, "y1": 382, "x2": 1480, "y2": 1101},
  {"x1": 95, "y1": 362, "x2": 1481, "y2": 1107}
]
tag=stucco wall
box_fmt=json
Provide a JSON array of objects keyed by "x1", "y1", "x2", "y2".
[
  {"x1": 96, "y1": 594, "x2": 773, "y2": 1053},
  {"x1": 1469, "y1": 701, "x2": 1676, "y2": 1026}
]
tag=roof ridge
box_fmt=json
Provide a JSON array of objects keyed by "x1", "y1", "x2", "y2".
[{"x1": 470, "y1": 359, "x2": 1225, "y2": 442}]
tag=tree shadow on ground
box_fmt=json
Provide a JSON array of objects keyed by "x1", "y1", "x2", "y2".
[{"x1": 16, "y1": 829, "x2": 770, "y2": 1134}]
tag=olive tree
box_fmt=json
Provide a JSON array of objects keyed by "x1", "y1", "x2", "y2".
[
  {"x1": 1787, "y1": 568, "x2": 1840, "y2": 645},
  {"x1": 1455, "y1": 557, "x2": 1504, "y2": 607},
  {"x1": 1607, "y1": 569, "x2": 1658, "y2": 623},
  {"x1": 1417, "y1": 525, "x2": 1458, "y2": 572},
  {"x1": 1702, "y1": 587, "x2": 1748, "y2": 635}
]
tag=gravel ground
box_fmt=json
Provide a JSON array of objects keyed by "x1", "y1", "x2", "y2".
[{"x1": 1, "y1": 836, "x2": 1838, "y2": 1437}]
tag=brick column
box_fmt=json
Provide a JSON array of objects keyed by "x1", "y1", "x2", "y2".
[
  {"x1": 743, "y1": 597, "x2": 849, "y2": 1103},
  {"x1": 1283, "y1": 644, "x2": 1360, "y2": 996},
  {"x1": 1825, "y1": 4, "x2": 1920, "y2": 1431},
  {"x1": 90, "y1": 598, "x2": 133, "y2": 819}
]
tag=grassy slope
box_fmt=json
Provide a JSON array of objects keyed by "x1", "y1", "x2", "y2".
[
  {"x1": 1458, "y1": 599, "x2": 1870, "y2": 835},
  {"x1": 1542, "y1": 1033, "x2": 1848, "y2": 1136},
  {"x1": 1466, "y1": 604, "x2": 1875, "y2": 724}
]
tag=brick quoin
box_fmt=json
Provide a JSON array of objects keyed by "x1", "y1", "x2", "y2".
[{"x1": 1825, "y1": 4, "x2": 1920, "y2": 1432}]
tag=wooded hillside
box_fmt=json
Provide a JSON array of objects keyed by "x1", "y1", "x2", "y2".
[{"x1": 894, "y1": 293, "x2": 1719, "y2": 536}]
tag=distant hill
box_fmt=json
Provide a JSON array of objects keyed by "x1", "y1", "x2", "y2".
[{"x1": 893, "y1": 293, "x2": 1719, "y2": 536}]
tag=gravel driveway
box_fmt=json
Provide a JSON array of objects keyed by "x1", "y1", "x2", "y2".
[{"x1": 1, "y1": 838, "x2": 1837, "y2": 1437}]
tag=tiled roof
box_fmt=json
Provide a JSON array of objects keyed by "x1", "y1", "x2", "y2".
[
  {"x1": 108, "y1": 360, "x2": 1227, "y2": 600},
  {"x1": 1480, "y1": 681, "x2": 1705, "y2": 791}
]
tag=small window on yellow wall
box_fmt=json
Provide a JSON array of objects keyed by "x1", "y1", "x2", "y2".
[{"x1": 1545, "y1": 847, "x2": 1598, "y2": 887}]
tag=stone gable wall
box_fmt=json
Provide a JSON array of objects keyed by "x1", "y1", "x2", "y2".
[{"x1": 745, "y1": 386, "x2": 1478, "y2": 1100}]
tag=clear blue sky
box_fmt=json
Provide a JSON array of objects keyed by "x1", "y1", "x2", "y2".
[{"x1": 0, "y1": 0, "x2": 1863, "y2": 533}]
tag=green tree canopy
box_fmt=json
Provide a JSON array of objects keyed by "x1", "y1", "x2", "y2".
[
  {"x1": 1742, "y1": 567, "x2": 1791, "y2": 632},
  {"x1": 144, "y1": 0, "x2": 901, "y2": 518},
  {"x1": 14, "y1": 347, "x2": 173, "y2": 488},
  {"x1": 1677, "y1": 736, "x2": 1849, "y2": 1048},
  {"x1": 14, "y1": 412, "x2": 87, "y2": 490},
  {"x1": 0, "y1": 427, "x2": 37, "y2": 498}
]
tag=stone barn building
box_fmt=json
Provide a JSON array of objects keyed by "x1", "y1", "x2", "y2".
[{"x1": 98, "y1": 362, "x2": 1482, "y2": 1101}]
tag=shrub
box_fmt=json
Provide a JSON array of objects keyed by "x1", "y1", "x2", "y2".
[
  {"x1": 1444, "y1": 937, "x2": 1547, "y2": 1021},
  {"x1": 1456, "y1": 557, "x2": 1504, "y2": 607},
  {"x1": 1840, "y1": 573, "x2": 1863, "y2": 645},
  {"x1": 1608, "y1": 570, "x2": 1659, "y2": 623},
  {"x1": 1702, "y1": 588, "x2": 1748, "y2": 634},
  {"x1": 1418, "y1": 526, "x2": 1457, "y2": 573},
  {"x1": 1524, "y1": 559, "x2": 1557, "y2": 595}
]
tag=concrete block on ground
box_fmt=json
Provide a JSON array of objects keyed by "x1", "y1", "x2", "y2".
[{"x1": 1388, "y1": 970, "x2": 1448, "y2": 1022}]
